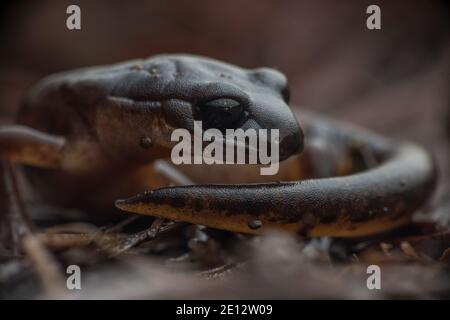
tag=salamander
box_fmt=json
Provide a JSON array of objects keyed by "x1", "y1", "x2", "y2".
[{"x1": 0, "y1": 54, "x2": 437, "y2": 237}]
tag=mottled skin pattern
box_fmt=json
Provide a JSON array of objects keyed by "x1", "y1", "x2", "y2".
[{"x1": 2, "y1": 54, "x2": 437, "y2": 237}]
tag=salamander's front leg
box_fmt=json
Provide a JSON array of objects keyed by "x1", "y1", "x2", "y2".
[
  {"x1": 0, "y1": 125, "x2": 64, "y2": 238},
  {"x1": 0, "y1": 125, "x2": 66, "y2": 169}
]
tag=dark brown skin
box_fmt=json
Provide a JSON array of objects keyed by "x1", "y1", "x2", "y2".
[{"x1": 0, "y1": 54, "x2": 437, "y2": 237}]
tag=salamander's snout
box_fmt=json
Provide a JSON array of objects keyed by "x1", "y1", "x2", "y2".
[
  {"x1": 253, "y1": 103, "x2": 304, "y2": 161},
  {"x1": 279, "y1": 129, "x2": 304, "y2": 160}
]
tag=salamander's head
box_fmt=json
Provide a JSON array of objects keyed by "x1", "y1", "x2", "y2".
[{"x1": 95, "y1": 54, "x2": 303, "y2": 162}]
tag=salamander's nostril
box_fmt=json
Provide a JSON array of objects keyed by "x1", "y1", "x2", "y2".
[{"x1": 198, "y1": 98, "x2": 244, "y2": 130}]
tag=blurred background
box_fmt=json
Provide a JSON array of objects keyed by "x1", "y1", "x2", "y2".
[{"x1": 0, "y1": 0, "x2": 448, "y2": 219}]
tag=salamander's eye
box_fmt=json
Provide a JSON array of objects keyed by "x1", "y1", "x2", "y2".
[{"x1": 197, "y1": 98, "x2": 244, "y2": 130}]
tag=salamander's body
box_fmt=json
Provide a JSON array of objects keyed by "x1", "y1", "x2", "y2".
[{"x1": 0, "y1": 54, "x2": 437, "y2": 237}]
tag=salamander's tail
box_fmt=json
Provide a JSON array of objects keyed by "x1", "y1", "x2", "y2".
[{"x1": 116, "y1": 142, "x2": 437, "y2": 237}]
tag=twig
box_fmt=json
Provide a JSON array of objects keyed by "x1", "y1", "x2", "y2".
[
  {"x1": 104, "y1": 215, "x2": 140, "y2": 234},
  {"x1": 3, "y1": 159, "x2": 65, "y2": 298},
  {"x1": 107, "y1": 218, "x2": 175, "y2": 257}
]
